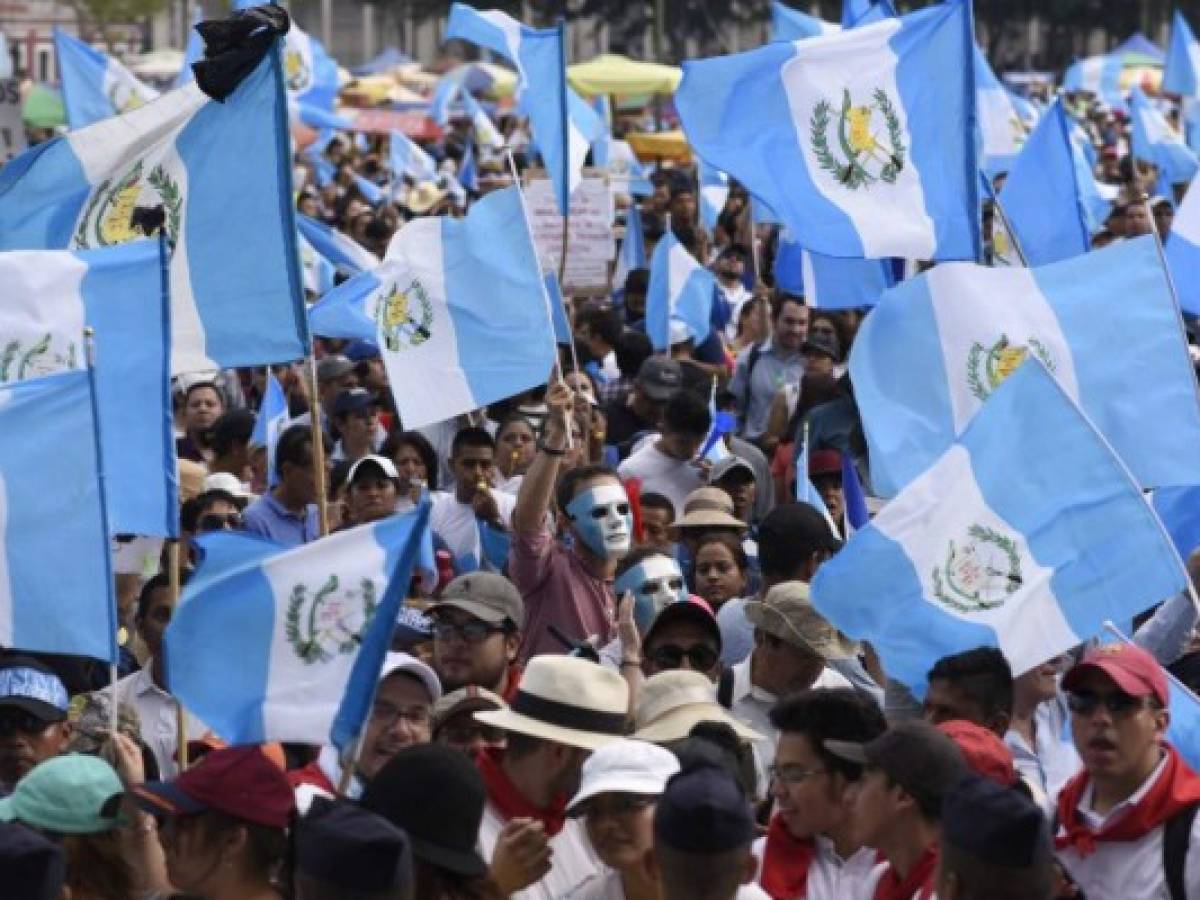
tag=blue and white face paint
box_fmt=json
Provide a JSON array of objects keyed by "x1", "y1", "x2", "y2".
[
  {"x1": 614, "y1": 555, "x2": 688, "y2": 634},
  {"x1": 566, "y1": 483, "x2": 632, "y2": 559}
]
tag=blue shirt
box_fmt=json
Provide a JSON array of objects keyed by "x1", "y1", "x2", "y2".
[
  {"x1": 241, "y1": 492, "x2": 320, "y2": 548},
  {"x1": 729, "y1": 341, "x2": 803, "y2": 440}
]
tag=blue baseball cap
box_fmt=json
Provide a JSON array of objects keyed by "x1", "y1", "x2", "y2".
[
  {"x1": 0, "y1": 658, "x2": 69, "y2": 722},
  {"x1": 344, "y1": 340, "x2": 381, "y2": 362}
]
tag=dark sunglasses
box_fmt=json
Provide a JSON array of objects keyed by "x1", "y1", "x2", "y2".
[
  {"x1": 1067, "y1": 690, "x2": 1146, "y2": 717},
  {"x1": 197, "y1": 513, "x2": 242, "y2": 533},
  {"x1": 649, "y1": 643, "x2": 719, "y2": 671}
]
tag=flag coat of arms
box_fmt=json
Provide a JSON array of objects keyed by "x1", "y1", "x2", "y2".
[
  {"x1": 974, "y1": 46, "x2": 1026, "y2": 176},
  {"x1": 308, "y1": 187, "x2": 555, "y2": 429},
  {"x1": 54, "y1": 28, "x2": 160, "y2": 129},
  {"x1": 0, "y1": 240, "x2": 177, "y2": 537},
  {"x1": 812, "y1": 360, "x2": 1190, "y2": 692},
  {"x1": 165, "y1": 504, "x2": 430, "y2": 747},
  {"x1": 0, "y1": 49, "x2": 307, "y2": 374},
  {"x1": 852, "y1": 236, "x2": 1200, "y2": 497},
  {"x1": 677, "y1": 0, "x2": 979, "y2": 260}
]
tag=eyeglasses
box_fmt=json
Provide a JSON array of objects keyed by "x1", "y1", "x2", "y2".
[
  {"x1": 438, "y1": 723, "x2": 507, "y2": 747},
  {"x1": 574, "y1": 795, "x2": 655, "y2": 820},
  {"x1": 431, "y1": 620, "x2": 508, "y2": 644},
  {"x1": 768, "y1": 765, "x2": 826, "y2": 786},
  {"x1": 1067, "y1": 690, "x2": 1147, "y2": 717},
  {"x1": 0, "y1": 711, "x2": 54, "y2": 738},
  {"x1": 371, "y1": 701, "x2": 431, "y2": 729},
  {"x1": 648, "y1": 643, "x2": 719, "y2": 671},
  {"x1": 640, "y1": 576, "x2": 684, "y2": 595},
  {"x1": 197, "y1": 513, "x2": 242, "y2": 533}
]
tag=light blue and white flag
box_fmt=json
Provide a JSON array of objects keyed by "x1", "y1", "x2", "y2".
[
  {"x1": 446, "y1": 4, "x2": 582, "y2": 215},
  {"x1": 997, "y1": 100, "x2": 1091, "y2": 267},
  {"x1": 677, "y1": 1, "x2": 979, "y2": 260},
  {"x1": 1152, "y1": 485, "x2": 1200, "y2": 564},
  {"x1": 795, "y1": 436, "x2": 841, "y2": 538},
  {"x1": 459, "y1": 142, "x2": 479, "y2": 193},
  {"x1": 1163, "y1": 11, "x2": 1200, "y2": 98},
  {"x1": 461, "y1": 92, "x2": 505, "y2": 151},
  {"x1": 0, "y1": 371, "x2": 117, "y2": 662},
  {"x1": 545, "y1": 271, "x2": 573, "y2": 345},
  {"x1": 297, "y1": 214, "x2": 379, "y2": 277},
  {"x1": 309, "y1": 187, "x2": 555, "y2": 429},
  {"x1": 852, "y1": 236, "x2": 1200, "y2": 497},
  {"x1": 798, "y1": 246, "x2": 897, "y2": 309},
  {"x1": 842, "y1": 0, "x2": 873, "y2": 27},
  {"x1": 165, "y1": 504, "x2": 430, "y2": 747},
  {"x1": 0, "y1": 241, "x2": 177, "y2": 537},
  {"x1": 54, "y1": 28, "x2": 160, "y2": 130},
  {"x1": 1167, "y1": 174, "x2": 1200, "y2": 316},
  {"x1": 389, "y1": 130, "x2": 437, "y2": 183},
  {"x1": 771, "y1": 2, "x2": 840, "y2": 41},
  {"x1": 429, "y1": 75, "x2": 461, "y2": 126},
  {"x1": 698, "y1": 160, "x2": 729, "y2": 232},
  {"x1": 281, "y1": 22, "x2": 339, "y2": 112},
  {"x1": 595, "y1": 138, "x2": 653, "y2": 197},
  {"x1": 1063, "y1": 54, "x2": 1122, "y2": 96},
  {"x1": 353, "y1": 174, "x2": 385, "y2": 207},
  {"x1": 646, "y1": 231, "x2": 716, "y2": 351},
  {"x1": 251, "y1": 371, "x2": 290, "y2": 488},
  {"x1": 850, "y1": 0, "x2": 897, "y2": 27},
  {"x1": 614, "y1": 202, "x2": 647, "y2": 296},
  {"x1": 0, "y1": 50, "x2": 308, "y2": 374},
  {"x1": 297, "y1": 229, "x2": 335, "y2": 296},
  {"x1": 1131, "y1": 85, "x2": 1200, "y2": 185},
  {"x1": 813, "y1": 359, "x2": 1190, "y2": 691},
  {"x1": 975, "y1": 46, "x2": 1026, "y2": 176}
]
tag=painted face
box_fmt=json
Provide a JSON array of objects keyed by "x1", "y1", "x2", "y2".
[
  {"x1": 615, "y1": 555, "x2": 687, "y2": 633},
  {"x1": 566, "y1": 483, "x2": 633, "y2": 558}
]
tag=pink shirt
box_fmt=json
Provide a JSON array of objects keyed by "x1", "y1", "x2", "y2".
[{"x1": 510, "y1": 526, "x2": 616, "y2": 661}]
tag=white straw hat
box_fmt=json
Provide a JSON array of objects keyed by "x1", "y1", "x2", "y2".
[{"x1": 632, "y1": 670, "x2": 764, "y2": 744}]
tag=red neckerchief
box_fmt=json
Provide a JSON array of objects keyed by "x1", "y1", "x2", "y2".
[
  {"x1": 872, "y1": 844, "x2": 938, "y2": 900},
  {"x1": 1055, "y1": 744, "x2": 1200, "y2": 857},
  {"x1": 759, "y1": 815, "x2": 817, "y2": 900},
  {"x1": 501, "y1": 664, "x2": 523, "y2": 703},
  {"x1": 478, "y1": 748, "x2": 567, "y2": 837}
]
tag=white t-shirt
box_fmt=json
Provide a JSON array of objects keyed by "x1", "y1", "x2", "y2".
[
  {"x1": 752, "y1": 833, "x2": 879, "y2": 900},
  {"x1": 479, "y1": 801, "x2": 603, "y2": 900},
  {"x1": 618, "y1": 442, "x2": 705, "y2": 513},
  {"x1": 430, "y1": 489, "x2": 516, "y2": 571}
]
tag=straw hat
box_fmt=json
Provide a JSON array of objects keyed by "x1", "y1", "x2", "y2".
[
  {"x1": 673, "y1": 487, "x2": 746, "y2": 530},
  {"x1": 405, "y1": 182, "x2": 447, "y2": 215},
  {"x1": 632, "y1": 670, "x2": 764, "y2": 744},
  {"x1": 475, "y1": 656, "x2": 628, "y2": 751},
  {"x1": 744, "y1": 581, "x2": 858, "y2": 660}
]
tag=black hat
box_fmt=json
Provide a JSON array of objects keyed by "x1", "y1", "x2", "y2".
[
  {"x1": 636, "y1": 356, "x2": 683, "y2": 402},
  {"x1": 759, "y1": 502, "x2": 842, "y2": 556},
  {"x1": 296, "y1": 798, "x2": 412, "y2": 893},
  {"x1": 333, "y1": 387, "x2": 377, "y2": 418},
  {"x1": 361, "y1": 744, "x2": 488, "y2": 877},
  {"x1": 0, "y1": 820, "x2": 65, "y2": 900},
  {"x1": 0, "y1": 657, "x2": 69, "y2": 722},
  {"x1": 654, "y1": 759, "x2": 754, "y2": 854},
  {"x1": 942, "y1": 775, "x2": 1051, "y2": 868}
]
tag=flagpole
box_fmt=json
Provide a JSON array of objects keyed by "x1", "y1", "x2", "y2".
[
  {"x1": 168, "y1": 540, "x2": 189, "y2": 771},
  {"x1": 990, "y1": 194, "x2": 1030, "y2": 267},
  {"x1": 307, "y1": 351, "x2": 331, "y2": 536}
]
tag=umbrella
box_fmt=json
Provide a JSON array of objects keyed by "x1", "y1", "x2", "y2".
[
  {"x1": 626, "y1": 129, "x2": 691, "y2": 162},
  {"x1": 22, "y1": 83, "x2": 65, "y2": 128},
  {"x1": 567, "y1": 54, "x2": 682, "y2": 97}
]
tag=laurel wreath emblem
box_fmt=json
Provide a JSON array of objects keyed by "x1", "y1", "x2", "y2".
[
  {"x1": 931, "y1": 524, "x2": 1022, "y2": 614},
  {"x1": 966, "y1": 335, "x2": 1055, "y2": 402},
  {"x1": 73, "y1": 159, "x2": 183, "y2": 251},
  {"x1": 810, "y1": 88, "x2": 906, "y2": 190},
  {"x1": 285, "y1": 575, "x2": 378, "y2": 665}
]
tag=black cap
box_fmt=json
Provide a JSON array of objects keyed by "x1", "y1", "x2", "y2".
[
  {"x1": 0, "y1": 821, "x2": 65, "y2": 900},
  {"x1": 759, "y1": 502, "x2": 842, "y2": 556},
  {"x1": 0, "y1": 656, "x2": 69, "y2": 722},
  {"x1": 943, "y1": 775, "x2": 1051, "y2": 868},
  {"x1": 333, "y1": 387, "x2": 376, "y2": 418},
  {"x1": 316, "y1": 354, "x2": 354, "y2": 383},
  {"x1": 636, "y1": 357, "x2": 683, "y2": 402},
  {"x1": 361, "y1": 744, "x2": 488, "y2": 877},
  {"x1": 296, "y1": 798, "x2": 412, "y2": 893},
  {"x1": 655, "y1": 760, "x2": 754, "y2": 854}
]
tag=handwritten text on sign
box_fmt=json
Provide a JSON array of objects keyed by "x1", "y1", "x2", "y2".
[{"x1": 525, "y1": 173, "x2": 615, "y2": 295}]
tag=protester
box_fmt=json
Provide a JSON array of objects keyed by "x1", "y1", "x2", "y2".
[
  {"x1": 293, "y1": 797, "x2": 414, "y2": 900},
  {"x1": 0, "y1": 819, "x2": 65, "y2": 900},
  {"x1": 241, "y1": 423, "x2": 323, "y2": 547},
  {"x1": 637, "y1": 491, "x2": 677, "y2": 554},
  {"x1": 709, "y1": 455, "x2": 759, "y2": 528},
  {"x1": 177, "y1": 380, "x2": 225, "y2": 463},
  {"x1": 1006, "y1": 654, "x2": 1081, "y2": 813},
  {"x1": 431, "y1": 427, "x2": 516, "y2": 573},
  {"x1": 923, "y1": 646, "x2": 1014, "y2": 736},
  {"x1": 0, "y1": 656, "x2": 73, "y2": 794},
  {"x1": 432, "y1": 687, "x2": 508, "y2": 757},
  {"x1": 618, "y1": 389, "x2": 712, "y2": 512},
  {"x1": 633, "y1": 669, "x2": 764, "y2": 748},
  {"x1": 495, "y1": 413, "x2": 537, "y2": 492},
  {"x1": 642, "y1": 597, "x2": 724, "y2": 683},
  {"x1": 207, "y1": 408, "x2": 256, "y2": 483},
  {"x1": 331, "y1": 387, "x2": 382, "y2": 464},
  {"x1": 427, "y1": 572, "x2": 524, "y2": 697},
  {"x1": 805, "y1": 449, "x2": 844, "y2": 530},
  {"x1": 381, "y1": 429, "x2": 440, "y2": 508},
  {"x1": 729, "y1": 294, "x2": 808, "y2": 443},
  {"x1": 692, "y1": 531, "x2": 751, "y2": 614},
  {"x1": 606, "y1": 357, "x2": 682, "y2": 459},
  {"x1": 577, "y1": 305, "x2": 625, "y2": 381},
  {"x1": 343, "y1": 454, "x2": 402, "y2": 527}
]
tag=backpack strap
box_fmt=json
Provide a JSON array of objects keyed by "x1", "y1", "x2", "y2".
[
  {"x1": 1164, "y1": 801, "x2": 1199, "y2": 900},
  {"x1": 736, "y1": 342, "x2": 765, "y2": 431},
  {"x1": 717, "y1": 666, "x2": 735, "y2": 710}
]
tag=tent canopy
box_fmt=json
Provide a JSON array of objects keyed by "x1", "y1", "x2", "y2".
[
  {"x1": 1113, "y1": 33, "x2": 1164, "y2": 64},
  {"x1": 568, "y1": 54, "x2": 682, "y2": 97}
]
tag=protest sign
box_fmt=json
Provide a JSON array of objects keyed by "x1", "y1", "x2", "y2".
[
  {"x1": 0, "y1": 79, "x2": 26, "y2": 164},
  {"x1": 525, "y1": 169, "x2": 614, "y2": 295}
]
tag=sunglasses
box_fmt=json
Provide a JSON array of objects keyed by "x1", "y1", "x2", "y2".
[
  {"x1": 1067, "y1": 690, "x2": 1148, "y2": 717},
  {"x1": 648, "y1": 643, "x2": 719, "y2": 671},
  {"x1": 197, "y1": 513, "x2": 242, "y2": 533}
]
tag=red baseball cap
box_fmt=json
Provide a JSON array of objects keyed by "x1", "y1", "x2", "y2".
[
  {"x1": 1063, "y1": 642, "x2": 1168, "y2": 707},
  {"x1": 937, "y1": 720, "x2": 1017, "y2": 788},
  {"x1": 808, "y1": 449, "x2": 842, "y2": 478},
  {"x1": 131, "y1": 745, "x2": 295, "y2": 828}
]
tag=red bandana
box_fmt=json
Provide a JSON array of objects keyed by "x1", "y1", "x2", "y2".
[
  {"x1": 872, "y1": 844, "x2": 938, "y2": 900},
  {"x1": 478, "y1": 748, "x2": 568, "y2": 837},
  {"x1": 1055, "y1": 744, "x2": 1200, "y2": 857},
  {"x1": 759, "y1": 815, "x2": 817, "y2": 900}
]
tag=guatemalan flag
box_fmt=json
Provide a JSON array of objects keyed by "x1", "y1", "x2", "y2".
[
  {"x1": 0, "y1": 241, "x2": 177, "y2": 537},
  {"x1": 297, "y1": 214, "x2": 379, "y2": 277},
  {"x1": 462, "y1": 92, "x2": 505, "y2": 151},
  {"x1": 0, "y1": 371, "x2": 118, "y2": 663},
  {"x1": 389, "y1": 130, "x2": 438, "y2": 183},
  {"x1": 0, "y1": 48, "x2": 308, "y2": 375},
  {"x1": 165, "y1": 503, "x2": 430, "y2": 748},
  {"x1": 813, "y1": 359, "x2": 1191, "y2": 693},
  {"x1": 678, "y1": 0, "x2": 979, "y2": 261},
  {"x1": 54, "y1": 28, "x2": 160, "y2": 129},
  {"x1": 1167, "y1": 174, "x2": 1200, "y2": 316},
  {"x1": 1063, "y1": 54, "x2": 1123, "y2": 99},
  {"x1": 974, "y1": 46, "x2": 1026, "y2": 176},
  {"x1": 251, "y1": 371, "x2": 290, "y2": 488},
  {"x1": 1163, "y1": 11, "x2": 1200, "y2": 98},
  {"x1": 777, "y1": 236, "x2": 897, "y2": 309},
  {"x1": 1130, "y1": 85, "x2": 1200, "y2": 186},
  {"x1": 646, "y1": 231, "x2": 717, "y2": 351},
  {"x1": 309, "y1": 187, "x2": 555, "y2": 429},
  {"x1": 281, "y1": 23, "x2": 340, "y2": 113},
  {"x1": 1153, "y1": 486, "x2": 1200, "y2": 564},
  {"x1": 852, "y1": 236, "x2": 1200, "y2": 497},
  {"x1": 771, "y1": 2, "x2": 840, "y2": 42},
  {"x1": 698, "y1": 161, "x2": 729, "y2": 232}
]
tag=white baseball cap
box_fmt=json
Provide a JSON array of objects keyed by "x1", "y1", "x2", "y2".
[
  {"x1": 566, "y1": 738, "x2": 680, "y2": 813},
  {"x1": 379, "y1": 652, "x2": 442, "y2": 704}
]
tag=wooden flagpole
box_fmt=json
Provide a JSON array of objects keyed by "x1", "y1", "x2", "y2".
[{"x1": 307, "y1": 351, "x2": 331, "y2": 536}]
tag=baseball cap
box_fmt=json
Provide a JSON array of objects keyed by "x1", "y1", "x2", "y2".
[
  {"x1": 743, "y1": 581, "x2": 858, "y2": 660},
  {"x1": 825, "y1": 720, "x2": 967, "y2": 818},
  {"x1": 427, "y1": 572, "x2": 525, "y2": 629},
  {"x1": 296, "y1": 797, "x2": 413, "y2": 894},
  {"x1": 644, "y1": 597, "x2": 722, "y2": 656},
  {"x1": 0, "y1": 754, "x2": 124, "y2": 834},
  {"x1": 130, "y1": 745, "x2": 296, "y2": 828},
  {"x1": 316, "y1": 354, "x2": 354, "y2": 383},
  {"x1": 759, "y1": 501, "x2": 842, "y2": 555},
  {"x1": 655, "y1": 760, "x2": 755, "y2": 854},
  {"x1": 432, "y1": 686, "x2": 507, "y2": 735},
  {"x1": 807, "y1": 449, "x2": 842, "y2": 478},
  {"x1": 380, "y1": 652, "x2": 442, "y2": 704},
  {"x1": 202, "y1": 471, "x2": 254, "y2": 501},
  {"x1": 347, "y1": 454, "x2": 400, "y2": 485},
  {"x1": 636, "y1": 357, "x2": 683, "y2": 402},
  {"x1": 567, "y1": 738, "x2": 681, "y2": 812},
  {"x1": 0, "y1": 657, "x2": 69, "y2": 722},
  {"x1": 943, "y1": 775, "x2": 1051, "y2": 868},
  {"x1": 333, "y1": 387, "x2": 377, "y2": 418},
  {"x1": 937, "y1": 719, "x2": 1018, "y2": 787},
  {"x1": 709, "y1": 455, "x2": 756, "y2": 486},
  {"x1": 344, "y1": 340, "x2": 381, "y2": 362},
  {"x1": 668, "y1": 319, "x2": 693, "y2": 347},
  {"x1": 0, "y1": 821, "x2": 64, "y2": 900},
  {"x1": 1062, "y1": 642, "x2": 1169, "y2": 706}
]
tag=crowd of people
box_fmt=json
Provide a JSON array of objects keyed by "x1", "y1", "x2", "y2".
[{"x1": 4, "y1": 7, "x2": 1200, "y2": 899}]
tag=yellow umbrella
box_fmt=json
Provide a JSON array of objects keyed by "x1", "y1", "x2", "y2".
[
  {"x1": 567, "y1": 54, "x2": 682, "y2": 97},
  {"x1": 626, "y1": 130, "x2": 692, "y2": 162}
]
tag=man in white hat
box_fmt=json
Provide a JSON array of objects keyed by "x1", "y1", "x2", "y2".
[{"x1": 473, "y1": 654, "x2": 628, "y2": 899}]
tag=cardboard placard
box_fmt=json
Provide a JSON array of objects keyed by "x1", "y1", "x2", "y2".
[{"x1": 524, "y1": 170, "x2": 615, "y2": 295}]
